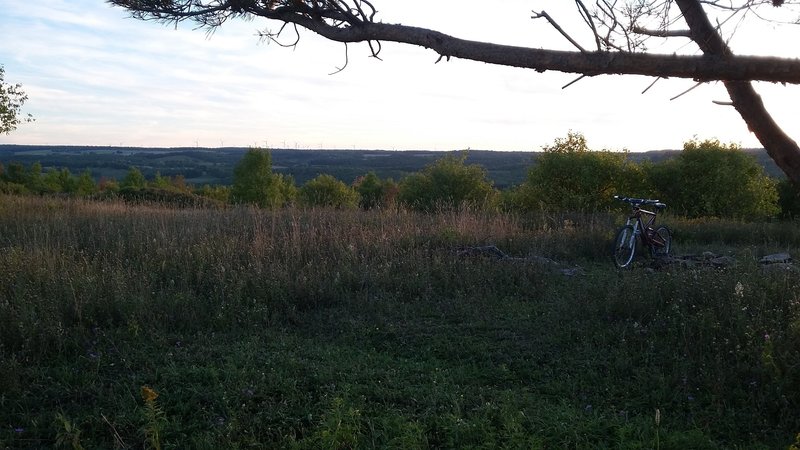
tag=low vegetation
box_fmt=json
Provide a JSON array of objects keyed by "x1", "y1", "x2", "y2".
[
  {"x1": 1, "y1": 134, "x2": 788, "y2": 220},
  {"x1": 1, "y1": 194, "x2": 799, "y2": 448}
]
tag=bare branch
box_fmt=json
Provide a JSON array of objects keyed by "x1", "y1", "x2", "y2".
[
  {"x1": 107, "y1": 1, "x2": 800, "y2": 84},
  {"x1": 575, "y1": 0, "x2": 602, "y2": 50},
  {"x1": 329, "y1": 42, "x2": 349, "y2": 75},
  {"x1": 641, "y1": 76, "x2": 662, "y2": 94},
  {"x1": 562, "y1": 74, "x2": 589, "y2": 89},
  {"x1": 532, "y1": 10, "x2": 587, "y2": 52},
  {"x1": 631, "y1": 25, "x2": 693, "y2": 36},
  {"x1": 669, "y1": 80, "x2": 704, "y2": 100}
]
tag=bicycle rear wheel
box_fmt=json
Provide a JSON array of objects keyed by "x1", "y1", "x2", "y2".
[
  {"x1": 613, "y1": 225, "x2": 636, "y2": 268},
  {"x1": 649, "y1": 225, "x2": 672, "y2": 258}
]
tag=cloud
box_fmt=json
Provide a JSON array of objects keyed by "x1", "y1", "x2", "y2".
[{"x1": 1, "y1": 0, "x2": 799, "y2": 151}]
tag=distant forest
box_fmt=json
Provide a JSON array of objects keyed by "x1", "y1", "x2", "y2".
[{"x1": 0, "y1": 144, "x2": 785, "y2": 188}]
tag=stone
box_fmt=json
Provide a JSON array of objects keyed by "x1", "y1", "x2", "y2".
[{"x1": 759, "y1": 253, "x2": 792, "y2": 264}]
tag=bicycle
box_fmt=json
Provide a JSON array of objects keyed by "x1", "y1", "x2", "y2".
[{"x1": 612, "y1": 195, "x2": 672, "y2": 268}]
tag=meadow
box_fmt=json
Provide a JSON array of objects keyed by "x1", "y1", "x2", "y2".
[{"x1": 1, "y1": 194, "x2": 799, "y2": 449}]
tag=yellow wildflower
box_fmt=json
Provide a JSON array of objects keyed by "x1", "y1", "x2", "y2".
[{"x1": 141, "y1": 386, "x2": 158, "y2": 403}]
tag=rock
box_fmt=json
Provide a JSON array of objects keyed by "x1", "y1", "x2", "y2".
[
  {"x1": 759, "y1": 253, "x2": 792, "y2": 264},
  {"x1": 709, "y1": 256, "x2": 736, "y2": 267},
  {"x1": 761, "y1": 262, "x2": 796, "y2": 273},
  {"x1": 560, "y1": 267, "x2": 585, "y2": 277},
  {"x1": 701, "y1": 251, "x2": 718, "y2": 260}
]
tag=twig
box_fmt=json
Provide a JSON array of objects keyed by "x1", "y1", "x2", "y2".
[
  {"x1": 562, "y1": 74, "x2": 588, "y2": 89},
  {"x1": 577, "y1": 0, "x2": 602, "y2": 50},
  {"x1": 642, "y1": 77, "x2": 662, "y2": 94},
  {"x1": 329, "y1": 42, "x2": 349, "y2": 75},
  {"x1": 532, "y1": 10, "x2": 586, "y2": 52},
  {"x1": 102, "y1": 414, "x2": 127, "y2": 449},
  {"x1": 670, "y1": 81, "x2": 704, "y2": 100}
]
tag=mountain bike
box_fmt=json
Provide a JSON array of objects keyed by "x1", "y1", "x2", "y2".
[{"x1": 612, "y1": 195, "x2": 671, "y2": 268}]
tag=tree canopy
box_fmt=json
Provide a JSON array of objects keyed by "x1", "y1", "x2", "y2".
[
  {"x1": 108, "y1": 0, "x2": 800, "y2": 182},
  {"x1": 231, "y1": 148, "x2": 296, "y2": 207},
  {"x1": 0, "y1": 65, "x2": 34, "y2": 135}
]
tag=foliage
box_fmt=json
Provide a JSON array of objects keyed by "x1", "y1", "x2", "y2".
[
  {"x1": 647, "y1": 139, "x2": 779, "y2": 219},
  {"x1": 514, "y1": 132, "x2": 647, "y2": 212},
  {"x1": 776, "y1": 178, "x2": 800, "y2": 220},
  {"x1": 195, "y1": 184, "x2": 231, "y2": 203},
  {"x1": 398, "y1": 152, "x2": 498, "y2": 211},
  {"x1": 0, "y1": 162, "x2": 97, "y2": 195},
  {"x1": 352, "y1": 171, "x2": 397, "y2": 209},
  {"x1": 0, "y1": 65, "x2": 34, "y2": 135},
  {"x1": 299, "y1": 174, "x2": 359, "y2": 209},
  {"x1": 110, "y1": 186, "x2": 225, "y2": 208},
  {"x1": 231, "y1": 148, "x2": 296, "y2": 208},
  {"x1": 121, "y1": 167, "x2": 147, "y2": 190}
]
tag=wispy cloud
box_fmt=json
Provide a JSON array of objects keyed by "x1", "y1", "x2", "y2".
[{"x1": 1, "y1": 0, "x2": 798, "y2": 151}]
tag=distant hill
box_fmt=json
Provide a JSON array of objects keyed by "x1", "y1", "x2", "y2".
[{"x1": 0, "y1": 145, "x2": 787, "y2": 188}]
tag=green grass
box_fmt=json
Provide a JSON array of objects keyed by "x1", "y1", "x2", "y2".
[{"x1": 1, "y1": 195, "x2": 799, "y2": 448}]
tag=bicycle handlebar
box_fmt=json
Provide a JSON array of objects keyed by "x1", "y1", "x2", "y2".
[{"x1": 613, "y1": 195, "x2": 667, "y2": 209}]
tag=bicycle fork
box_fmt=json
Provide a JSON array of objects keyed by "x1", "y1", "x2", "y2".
[{"x1": 626, "y1": 219, "x2": 639, "y2": 247}]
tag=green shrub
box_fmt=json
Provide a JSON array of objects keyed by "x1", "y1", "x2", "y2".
[
  {"x1": 121, "y1": 166, "x2": 147, "y2": 190},
  {"x1": 299, "y1": 174, "x2": 359, "y2": 209},
  {"x1": 647, "y1": 139, "x2": 779, "y2": 219},
  {"x1": 398, "y1": 152, "x2": 498, "y2": 211},
  {"x1": 353, "y1": 172, "x2": 397, "y2": 210},
  {"x1": 514, "y1": 132, "x2": 647, "y2": 212}
]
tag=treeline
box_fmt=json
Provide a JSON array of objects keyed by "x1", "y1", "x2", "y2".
[{"x1": 3, "y1": 132, "x2": 800, "y2": 219}]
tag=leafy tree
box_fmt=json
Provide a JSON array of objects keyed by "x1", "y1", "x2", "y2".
[
  {"x1": 398, "y1": 153, "x2": 498, "y2": 211},
  {"x1": 353, "y1": 171, "x2": 396, "y2": 210},
  {"x1": 647, "y1": 139, "x2": 779, "y2": 219},
  {"x1": 231, "y1": 148, "x2": 295, "y2": 208},
  {"x1": 514, "y1": 132, "x2": 646, "y2": 212},
  {"x1": 151, "y1": 172, "x2": 171, "y2": 189},
  {"x1": 3, "y1": 162, "x2": 26, "y2": 185},
  {"x1": 299, "y1": 174, "x2": 358, "y2": 208},
  {"x1": 0, "y1": 65, "x2": 34, "y2": 135},
  {"x1": 27, "y1": 162, "x2": 44, "y2": 193},
  {"x1": 41, "y1": 168, "x2": 65, "y2": 194},
  {"x1": 75, "y1": 170, "x2": 97, "y2": 196},
  {"x1": 110, "y1": 1, "x2": 800, "y2": 184},
  {"x1": 121, "y1": 167, "x2": 147, "y2": 189}
]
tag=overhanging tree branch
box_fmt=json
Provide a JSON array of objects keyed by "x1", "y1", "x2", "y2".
[
  {"x1": 108, "y1": 0, "x2": 800, "y2": 182},
  {"x1": 109, "y1": 0, "x2": 800, "y2": 83}
]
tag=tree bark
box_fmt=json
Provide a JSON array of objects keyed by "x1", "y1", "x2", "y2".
[
  {"x1": 273, "y1": 14, "x2": 800, "y2": 84},
  {"x1": 675, "y1": 0, "x2": 800, "y2": 183}
]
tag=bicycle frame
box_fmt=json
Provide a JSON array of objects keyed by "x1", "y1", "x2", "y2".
[{"x1": 625, "y1": 205, "x2": 660, "y2": 247}]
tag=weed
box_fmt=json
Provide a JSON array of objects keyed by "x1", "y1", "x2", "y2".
[{"x1": 0, "y1": 195, "x2": 798, "y2": 448}]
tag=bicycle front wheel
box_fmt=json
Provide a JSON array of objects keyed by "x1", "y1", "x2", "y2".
[
  {"x1": 649, "y1": 225, "x2": 672, "y2": 258},
  {"x1": 613, "y1": 225, "x2": 637, "y2": 268}
]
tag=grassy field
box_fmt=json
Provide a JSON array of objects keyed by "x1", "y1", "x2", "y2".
[{"x1": 1, "y1": 195, "x2": 799, "y2": 449}]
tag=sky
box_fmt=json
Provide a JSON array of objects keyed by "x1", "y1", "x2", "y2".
[{"x1": 1, "y1": 0, "x2": 799, "y2": 152}]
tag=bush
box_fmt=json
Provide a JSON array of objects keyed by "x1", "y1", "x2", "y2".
[
  {"x1": 647, "y1": 139, "x2": 779, "y2": 219},
  {"x1": 777, "y1": 178, "x2": 800, "y2": 220},
  {"x1": 299, "y1": 174, "x2": 359, "y2": 209},
  {"x1": 514, "y1": 132, "x2": 647, "y2": 212},
  {"x1": 353, "y1": 172, "x2": 397, "y2": 210},
  {"x1": 398, "y1": 152, "x2": 498, "y2": 211},
  {"x1": 121, "y1": 167, "x2": 147, "y2": 190}
]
